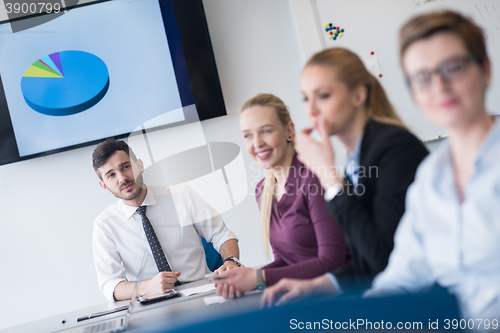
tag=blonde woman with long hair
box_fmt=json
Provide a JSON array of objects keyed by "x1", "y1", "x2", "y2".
[
  {"x1": 214, "y1": 93, "x2": 348, "y2": 299},
  {"x1": 261, "y1": 47, "x2": 428, "y2": 307}
]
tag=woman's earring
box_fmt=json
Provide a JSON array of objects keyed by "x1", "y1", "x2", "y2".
[{"x1": 288, "y1": 136, "x2": 292, "y2": 142}]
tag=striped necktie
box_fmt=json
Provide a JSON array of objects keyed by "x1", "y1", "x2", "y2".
[{"x1": 136, "y1": 206, "x2": 172, "y2": 272}]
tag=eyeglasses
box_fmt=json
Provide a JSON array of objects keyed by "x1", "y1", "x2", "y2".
[{"x1": 406, "y1": 55, "x2": 478, "y2": 91}]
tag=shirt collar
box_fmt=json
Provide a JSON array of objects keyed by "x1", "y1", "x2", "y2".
[
  {"x1": 290, "y1": 151, "x2": 301, "y2": 169},
  {"x1": 285, "y1": 152, "x2": 302, "y2": 186},
  {"x1": 474, "y1": 117, "x2": 500, "y2": 169},
  {"x1": 347, "y1": 132, "x2": 364, "y2": 167},
  {"x1": 433, "y1": 117, "x2": 500, "y2": 176},
  {"x1": 120, "y1": 186, "x2": 157, "y2": 219}
]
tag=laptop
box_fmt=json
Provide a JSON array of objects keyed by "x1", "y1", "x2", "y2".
[{"x1": 54, "y1": 252, "x2": 148, "y2": 333}]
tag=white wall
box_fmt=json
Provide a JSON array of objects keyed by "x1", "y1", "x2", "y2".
[
  {"x1": 199, "y1": 0, "x2": 315, "y2": 262},
  {"x1": 0, "y1": 0, "x2": 311, "y2": 330},
  {"x1": 291, "y1": 0, "x2": 500, "y2": 143}
]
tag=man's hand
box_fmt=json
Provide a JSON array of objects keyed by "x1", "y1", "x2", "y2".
[
  {"x1": 211, "y1": 267, "x2": 257, "y2": 299},
  {"x1": 260, "y1": 274, "x2": 336, "y2": 308},
  {"x1": 214, "y1": 259, "x2": 239, "y2": 274},
  {"x1": 140, "y1": 271, "x2": 181, "y2": 296}
]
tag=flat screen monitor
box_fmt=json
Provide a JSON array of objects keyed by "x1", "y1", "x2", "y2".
[{"x1": 0, "y1": 0, "x2": 226, "y2": 166}]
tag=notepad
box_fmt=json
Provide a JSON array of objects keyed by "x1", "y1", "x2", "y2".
[
  {"x1": 203, "y1": 295, "x2": 228, "y2": 305},
  {"x1": 179, "y1": 283, "x2": 217, "y2": 297},
  {"x1": 203, "y1": 289, "x2": 263, "y2": 306}
]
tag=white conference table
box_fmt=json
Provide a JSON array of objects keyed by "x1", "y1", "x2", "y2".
[{"x1": 3, "y1": 278, "x2": 262, "y2": 333}]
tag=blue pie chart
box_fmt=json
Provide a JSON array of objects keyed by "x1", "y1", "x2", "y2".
[{"x1": 21, "y1": 50, "x2": 109, "y2": 116}]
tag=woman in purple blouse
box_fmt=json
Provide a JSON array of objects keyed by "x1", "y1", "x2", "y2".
[{"x1": 214, "y1": 93, "x2": 348, "y2": 298}]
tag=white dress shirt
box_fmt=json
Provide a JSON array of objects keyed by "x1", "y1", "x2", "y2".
[
  {"x1": 93, "y1": 184, "x2": 238, "y2": 301},
  {"x1": 345, "y1": 132, "x2": 363, "y2": 188},
  {"x1": 325, "y1": 133, "x2": 364, "y2": 294},
  {"x1": 365, "y1": 119, "x2": 500, "y2": 320}
]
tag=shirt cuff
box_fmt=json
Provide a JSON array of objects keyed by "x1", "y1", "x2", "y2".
[
  {"x1": 103, "y1": 278, "x2": 126, "y2": 302},
  {"x1": 326, "y1": 273, "x2": 343, "y2": 296},
  {"x1": 324, "y1": 184, "x2": 343, "y2": 202},
  {"x1": 211, "y1": 227, "x2": 238, "y2": 252}
]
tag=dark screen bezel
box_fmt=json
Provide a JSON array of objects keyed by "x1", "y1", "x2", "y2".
[{"x1": 0, "y1": 0, "x2": 226, "y2": 166}]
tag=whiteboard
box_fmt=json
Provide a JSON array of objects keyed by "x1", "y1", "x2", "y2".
[{"x1": 310, "y1": 0, "x2": 500, "y2": 140}]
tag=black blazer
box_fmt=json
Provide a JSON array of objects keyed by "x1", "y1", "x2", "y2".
[{"x1": 328, "y1": 119, "x2": 428, "y2": 286}]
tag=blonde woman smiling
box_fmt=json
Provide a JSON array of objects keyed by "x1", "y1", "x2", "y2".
[{"x1": 214, "y1": 94, "x2": 348, "y2": 299}]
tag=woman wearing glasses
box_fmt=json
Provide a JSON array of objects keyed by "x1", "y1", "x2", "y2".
[
  {"x1": 263, "y1": 11, "x2": 500, "y2": 320},
  {"x1": 364, "y1": 10, "x2": 500, "y2": 320}
]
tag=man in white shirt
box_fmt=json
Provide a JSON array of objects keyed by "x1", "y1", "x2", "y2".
[{"x1": 92, "y1": 139, "x2": 240, "y2": 301}]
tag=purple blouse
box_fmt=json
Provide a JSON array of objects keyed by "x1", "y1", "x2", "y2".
[{"x1": 256, "y1": 153, "x2": 347, "y2": 286}]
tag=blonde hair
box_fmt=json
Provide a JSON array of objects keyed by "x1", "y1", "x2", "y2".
[
  {"x1": 306, "y1": 48, "x2": 406, "y2": 128},
  {"x1": 239, "y1": 93, "x2": 294, "y2": 257}
]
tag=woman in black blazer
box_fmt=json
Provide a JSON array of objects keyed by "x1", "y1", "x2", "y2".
[
  {"x1": 261, "y1": 48, "x2": 428, "y2": 307},
  {"x1": 327, "y1": 119, "x2": 428, "y2": 282}
]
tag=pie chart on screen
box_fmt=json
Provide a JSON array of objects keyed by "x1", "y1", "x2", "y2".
[{"x1": 21, "y1": 50, "x2": 109, "y2": 116}]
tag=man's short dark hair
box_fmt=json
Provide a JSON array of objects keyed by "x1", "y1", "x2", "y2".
[{"x1": 92, "y1": 139, "x2": 138, "y2": 180}]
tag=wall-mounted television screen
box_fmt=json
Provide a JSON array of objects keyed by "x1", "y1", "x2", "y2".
[{"x1": 0, "y1": 0, "x2": 226, "y2": 166}]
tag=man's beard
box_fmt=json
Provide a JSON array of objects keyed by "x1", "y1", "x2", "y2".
[{"x1": 111, "y1": 174, "x2": 145, "y2": 201}]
